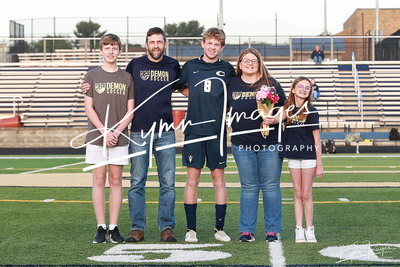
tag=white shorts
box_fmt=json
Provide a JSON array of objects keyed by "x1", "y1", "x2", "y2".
[
  {"x1": 85, "y1": 144, "x2": 129, "y2": 166},
  {"x1": 288, "y1": 159, "x2": 316, "y2": 169}
]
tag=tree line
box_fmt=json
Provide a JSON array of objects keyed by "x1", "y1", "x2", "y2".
[{"x1": 11, "y1": 20, "x2": 205, "y2": 54}]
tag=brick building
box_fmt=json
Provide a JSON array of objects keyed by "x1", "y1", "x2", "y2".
[{"x1": 336, "y1": 8, "x2": 400, "y2": 60}]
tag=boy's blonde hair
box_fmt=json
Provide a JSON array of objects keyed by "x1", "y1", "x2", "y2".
[{"x1": 202, "y1": 28, "x2": 226, "y2": 46}]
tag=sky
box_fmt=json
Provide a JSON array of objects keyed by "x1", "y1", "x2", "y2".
[{"x1": 1, "y1": 0, "x2": 399, "y2": 39}]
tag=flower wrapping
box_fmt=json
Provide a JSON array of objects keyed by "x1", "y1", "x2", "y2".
[{"x1": 256, "y1": 85, "x2": 279, "y2": 138}]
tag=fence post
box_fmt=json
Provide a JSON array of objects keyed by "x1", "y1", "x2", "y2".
[
  {"x1": 1, "y1": 39, "x2": 4, "y2": 63},
  {"x1": 166, "y1": 38, "x2": 169, "y2": 56},
  {"x1": 125, "y1": 38, "x2": 128, "y2": 64},
  {"x1": 330, "y1": 37, "x2": 334, "y2": 61},
  {"x1": 289, "y1": 37, "x2": 293, "y2": 62},
  {"x1": 85, "y1": 39, "x2": 88, "y2": 63},
  {"x1": 43, "y1": 39, "x2": 46, "y2": 63},
  {"x1": 372, "y1": 36, "x2": 375, "y2": 62}
]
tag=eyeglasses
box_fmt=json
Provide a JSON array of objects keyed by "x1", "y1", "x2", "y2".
[
  {"x1": 296, "y1": 84, "x2": 311, "y2": 91},
  {"x1": 241, "y1": 58, "x2": 259, "y2": 65}
]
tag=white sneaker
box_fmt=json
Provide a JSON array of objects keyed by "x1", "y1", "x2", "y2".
[
  {"x1": 305, "y1": 226, "x2": 317, "y2": 243},
  {"x1": 185, "y1": 229, "x2": 198, "y2": 242},
  {"x1": 295, "y1": 225, "x2": 306, "y2": 243},
  {"x1": 214, "y1": 228, "x2": 231, "y2": 242}
]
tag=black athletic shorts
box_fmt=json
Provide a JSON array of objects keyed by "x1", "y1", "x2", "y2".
[{"x1": 182, "y1": 133, "x2": 227, "y2": 170}]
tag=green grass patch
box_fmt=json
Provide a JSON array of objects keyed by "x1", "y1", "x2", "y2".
[{"x1": 0, "y1": 186, "x2": 399, "y2": 265}]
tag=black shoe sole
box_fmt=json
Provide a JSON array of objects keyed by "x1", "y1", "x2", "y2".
[
  {"x1": 93, "y1": 240, "x2": 106, "y2": 244},
  {"x1": 109, "y1": 237, "x2": 125, "y2": 243},
  {"x1": 125, "y1": 237, "x2": 144, "y2": 242},
  {"x1": 161, "y1": 237, "x2": 177, "y2": 242}
]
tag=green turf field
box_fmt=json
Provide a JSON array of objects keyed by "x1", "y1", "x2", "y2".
[{"x1": 0, "y1": 154, "x2": 399, "y2": 266}]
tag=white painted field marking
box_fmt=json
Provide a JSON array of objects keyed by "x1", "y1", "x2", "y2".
[
  {"x1": 320, "y1": 243, "x2": 400, "y2": 263},
  {"x1": 20, "y1": 161, "x2": 85, "y2": 174},
  {"x1": 0, "y1": 156, "x2": 85, "y2": 159},
  {"x1": 268, "y1": 235, "x2": 286, "y2": 267},
  {"x1": 338, "y1": 198, "x2": 350, "y2": 202},
  {"x1": 88, "y1": 244, "x2": 231, "y2": 263},
  {"x1": 41, "y1": 199, "x2": 55, "y2": 202},
  {"x1": 322, "y1": 155, "x2": 400, "y2": 158}
]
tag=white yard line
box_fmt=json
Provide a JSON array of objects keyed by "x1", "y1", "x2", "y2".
[
  {"x1": 0, "y1": 156, "x2": 85, "y2": 159},
  {"x1": 268, "y1": 236, "x2": 287, "y2": 267},
  {"x1": 20, "y1": 161, "x2": 85, "y2": 174}
]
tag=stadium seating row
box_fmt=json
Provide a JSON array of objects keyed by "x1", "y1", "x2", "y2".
[{"x1": 0, "y1": 62, "x2": 399, "y2": 128}]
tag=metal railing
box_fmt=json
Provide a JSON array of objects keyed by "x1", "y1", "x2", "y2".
[
  {"x1": 0, "y1": 96, "x2": 23, "y2": 116},
  {"x1": 1, "y1": 35, "x2": 400, "y2": 64},
  {"x1": 352, "y1": 52, "x2": 364, "y2": 122}
]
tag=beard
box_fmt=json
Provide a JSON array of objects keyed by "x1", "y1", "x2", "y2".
[{"x1": 148, "y1": 47, "x2": 164, "y2": 61}]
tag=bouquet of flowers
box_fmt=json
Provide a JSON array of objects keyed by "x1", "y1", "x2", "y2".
[{"x1": 256, "y1": 85, "x2": 280, "y2": 138}]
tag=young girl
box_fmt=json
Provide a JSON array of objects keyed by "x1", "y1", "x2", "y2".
[{"x1": 265, "y1": 76, "x2": 324, "y2": 243}]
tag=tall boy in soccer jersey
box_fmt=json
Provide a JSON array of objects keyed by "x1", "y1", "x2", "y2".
[
  {"x1": 175, "y1": 28, "x2": 235, "y2": 242},
  {"x1": 84, "y1": 34, "x2": 134, "y2": 243}
]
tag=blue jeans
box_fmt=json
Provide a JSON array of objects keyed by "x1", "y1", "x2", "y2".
[
  {"x1": 313, "y1": 56, "x2": 323, "y2": 65},
  {"x1": 128, "y1": 131, "x2": 176, "y2": 231},
  {"x1": 232, "y1": 144, "x2": 283, "y2": 234}
]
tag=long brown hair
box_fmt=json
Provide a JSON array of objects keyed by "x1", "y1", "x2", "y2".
[
  {"x1": 236, "y1": 48, "x2": 273, "y2": 90},
  {"x1": 285, "y1": 76, "x2": 312, "y2": 125}
]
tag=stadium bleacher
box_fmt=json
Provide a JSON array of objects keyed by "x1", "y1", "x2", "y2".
[
  {"x1": 0, "y1": 67, "x2": 87, "y2": 127},
  {"x1": 0, "y1": 61, "x2": 399, "y2": 133}
]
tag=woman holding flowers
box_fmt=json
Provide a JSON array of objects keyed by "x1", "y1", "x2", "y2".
[
  {"x1": 227, "y1": 48, "x2": 286, "y2": 242},
  {"x1": 265, "y1": 76, "x2": 324, "y2": 243}
]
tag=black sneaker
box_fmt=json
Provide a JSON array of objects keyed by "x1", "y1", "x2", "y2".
[
  {"x1": 266, "y1": 232, "x2": 278, "y2": 242},
  {"x1": 109, "y1": 226, "x2": 125, "y2": 243},
  {"x1": 93, "y1": 226, "x2": 107, "y2": 243}
]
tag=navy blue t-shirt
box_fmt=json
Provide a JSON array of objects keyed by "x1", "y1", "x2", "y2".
[
  {"x1": 227, "y1": 76, "x2": 286, "y2": 146},
  {"x1": 279, "y1": 106, "x2": 320, "y2": 160},
  {"x1": 174, "y1": 56, "x2": 235, "y2": 135},
  {"x1": 125, "y1": 55, "x2": 180, "y2": 132}
]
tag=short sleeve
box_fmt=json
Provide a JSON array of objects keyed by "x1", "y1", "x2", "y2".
[
  {"x1": 128, "y1": 74, "x2": 134, "y2": 100},
  {"x1": 84, "y1": 71, "x2": 94, "y2": 98},
  {"x1": 174, "y1": 62, "x2": 188, "y2": 90},
  {"x1": 308, "y1": 107, "x2": 320, "y2": 130}
]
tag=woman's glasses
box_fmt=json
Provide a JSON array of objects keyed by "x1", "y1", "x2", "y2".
[
  {"x1": 241, "y1": 58, "x2": 259, "y2": 65},
  {"x1": 296, "y1": 84, "x2": 311, "y2": 91}
]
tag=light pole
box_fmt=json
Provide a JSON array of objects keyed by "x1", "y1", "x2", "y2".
[
  {"x1": 218, "y1": 0, "x2": 224, "y2": 58},
  {"x1": 218, "y1": 0, "x2": 224, "y2": 30},
  {"x1": 324, "y1": 0, "x2": 327, "y2": 35},
  {"x1": 376, "y1": 0, "x2": 380, "y2": 41}
]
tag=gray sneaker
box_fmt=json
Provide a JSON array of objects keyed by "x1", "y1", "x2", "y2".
[
  {"x1": 214, "y1": 228, "x2": 231, "y2": 242},
  {"x1": 185, "y1": 229, "x2": 198, "y2": 242}
]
